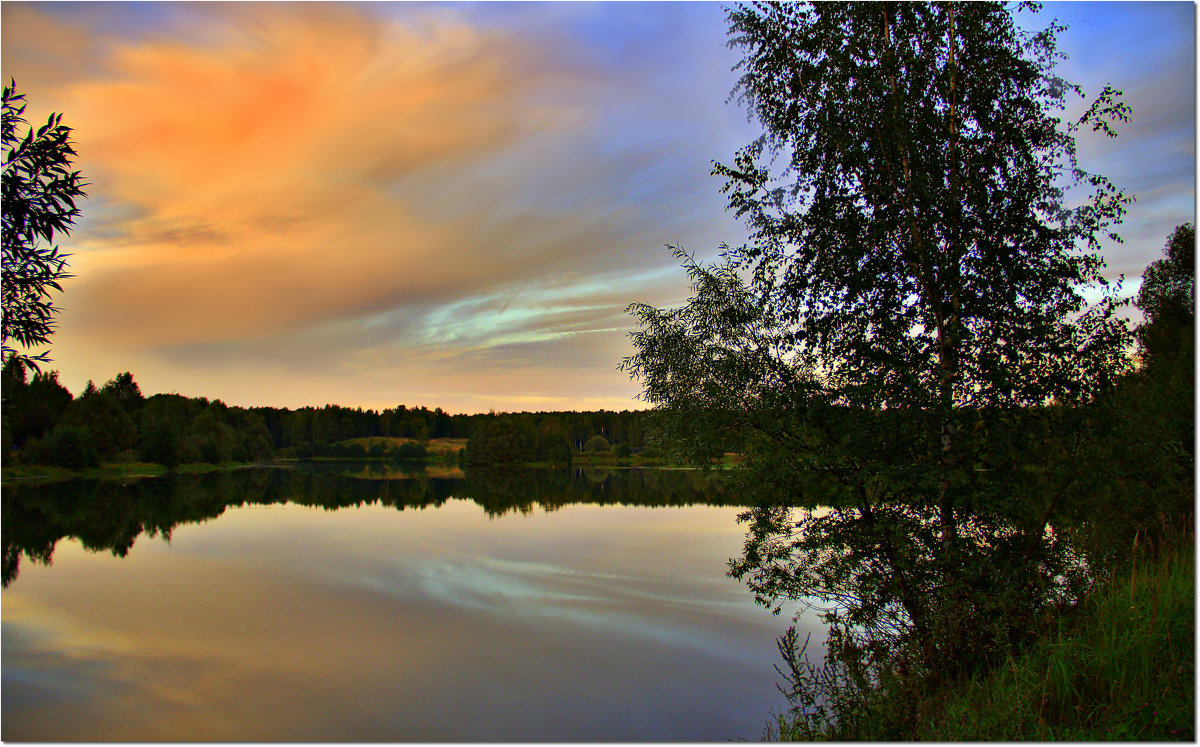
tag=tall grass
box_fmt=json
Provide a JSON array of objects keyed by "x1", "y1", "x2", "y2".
[{"x1": 772, "y1": 533, "x2": 1194, "y2": 741}]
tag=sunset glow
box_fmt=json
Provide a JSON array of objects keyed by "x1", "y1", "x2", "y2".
[{"x1": 2, "y1": 1, "x2": 1193, "y2": 413}]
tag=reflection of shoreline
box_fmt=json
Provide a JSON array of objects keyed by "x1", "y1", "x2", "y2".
[
  {"x1": 414, "y1": 464, "x2": 464, "y2": 479},
  {"x1": 0, "y1": 459, "x2": 711, "y2": 486},
  {"x1": 326, "y1": 462, "x2": 467, "y2": 481},
  {"x1": 1, "y1": 465, "x2": 733, "y2": 587},
  {"x1": 0, "y1": 460, "x2": 268, "y2": 485},
  {"x1": 1, "y1": 498, "x2": 779, "y2": 742}
]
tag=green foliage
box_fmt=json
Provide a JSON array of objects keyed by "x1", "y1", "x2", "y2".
[
  {"x1": 466, "y1": 415, "x2": 593, "y2": 465},
  {"x1": 1137, "y1": 222, "x2": 1194, "y2": 325},
  {"x1": 932, "y1": 537, "x2": 1194, "y2": 741},
  {"x1": 100, "y1": 371, "x2": 144, "y2": 412},
  {"x1": 1061, "y1": 226, "x2": 1196, "y2": 565},
  {"x1": 698, "y1": 1, "x2": 1132, "y2": 413},
  {"x1": 2, "y1": 357, "x2": 72, "y2": 448},
  {"x1": 63, "y1": 388, "x2": 136, "y2": 460},
  {"x1": 1136, "y1": 222, "x2": 1194, "y2": 366},
  {"x1": 186, "y1": 407, "x2": 237, "y2": 464},
  {"x1": 394, "y1": 441, "x2": 427, "y2": 460},
  {"x1": 232, "y1": 411, "x2": 274, "y2": 462},
  {"x1": 623, "y1": 0, "x2": 1136, "y2": 695},
  {"x1": 138, "y1": 417, "x2": 181, "y2": 467},
  {"x1": 1, "y1": 80, "x2": 86, "y2": 369},
  {"x1": 20, "y1": 423, "x2": 100, "y2": 470},
  {"x1": 536, "y1": 421, "x2": 573, "y2": 466},
  {"x1": 772, "y1": 534, "x2": 1194, "y2": 741},
  {"x1": 466, "y1": 415, "x2": 538, "y2": 465},
  {"x1": 1, "y1": 361, "x2": 650, "y2": 472},
  {"x1": 584, "y1": 434, "x2": 610, "y2": 452},
  {"x1": 137, "y1": 395, "x2": 195, "y2": 468}
]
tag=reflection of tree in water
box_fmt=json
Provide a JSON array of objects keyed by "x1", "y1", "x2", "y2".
[
  {"x1": 460, "y1": 466, "x2": 733, "y2": 517},
  {"x1": 2, "y1": 465, "x2": 732, "y2": 586}
]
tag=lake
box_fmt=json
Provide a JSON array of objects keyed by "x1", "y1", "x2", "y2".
[{"x1": 2, "y1": 465, "x2": 819, "y2": 741}]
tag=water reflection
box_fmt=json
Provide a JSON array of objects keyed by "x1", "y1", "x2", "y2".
[
  {"x1": 3, "y1": 465, "x2": 730, "y2": 587},
  {"x1": 1, "y1": 466, "x2": 795, "y2": 741}
]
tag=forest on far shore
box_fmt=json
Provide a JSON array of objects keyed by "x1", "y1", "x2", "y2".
[{"x1": 0, "y1": 361, "x2": 662, "y2": 472}]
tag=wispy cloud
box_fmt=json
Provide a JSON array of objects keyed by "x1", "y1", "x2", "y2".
[
  {"x1": 46, "y1": 4, "x2": 577, "y2": 344},
  {"x1": 2, "y1": 2, "x2": 748, "y2": 410},
  {"x1": 2, "y1": 2, "x2": 1190, "y2": 410}
]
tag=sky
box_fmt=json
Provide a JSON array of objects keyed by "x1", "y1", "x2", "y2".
[{"x1": 2, "y1": 2, "x2": 1194, "y2": 414}]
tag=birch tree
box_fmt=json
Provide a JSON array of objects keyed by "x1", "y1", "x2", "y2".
[{"x1": 623, "y1": 1, "x2": 1132, "y2": 682}]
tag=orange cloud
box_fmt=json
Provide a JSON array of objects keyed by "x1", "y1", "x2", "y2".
[
  {"x1": 1, "y1": 4, "x2": 99, "y2": 96},
  {"x1": 18, "y1": 3, "x2": 580, "y2": 346},
  {"x1": 4, "y1": 3, "x2": 748, "y2": 411}
]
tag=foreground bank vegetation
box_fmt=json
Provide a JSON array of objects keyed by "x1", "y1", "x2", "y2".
[{"x1": 621, "y1": 2, "x2": 1192, "y2": 740}]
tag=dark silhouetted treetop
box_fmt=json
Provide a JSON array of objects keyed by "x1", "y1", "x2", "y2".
[
  {"x1": 2, "y1": 80, "x2": 86, "y2": 370},
  {"x1": 623, "y1": 0, "x2": 1135, "y2": 684},
  {"x1": 101, "y1": 371, "x2": 145, "y2": 411},
  {"x1": 1136, "y1": 222, "x2": 1194, "y2": 362}
]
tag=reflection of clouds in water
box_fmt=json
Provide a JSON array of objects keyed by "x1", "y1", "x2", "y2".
[
  {"x1": 339, "y1": 552, "x2": 773, "y2": 663},
  {"x1": 2, "y1": 613, "x2": 233, "y2": 741},
  {"x1": 2, "y1": 500, "x2": 798, "y2": 740},
  {"x1": 4, "y1": 622, "x2": 128, "y2": 704}
]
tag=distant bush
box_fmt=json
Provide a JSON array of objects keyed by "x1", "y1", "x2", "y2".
[
  {"x1": 330, "y1": 442, "x2": 364, "y2": 459},
  {"x1": 584, "y1": 434, "x2": 610, "y2": 452},
  {"x1": 22, "y1": 424, "x2": 101, "y2": 470},
  {"x1": 139, "y1": 419, "x2": 182, "y2": 468},
  {"x1": 614, "y1": 442, "x2": 632, "y2": 458},
  {"x1": 537, "y1": 430, "x2": 572, "y2": 467},
  {"x1": 466, "y1": 417, "x2": 537, "y2": 465},
  {"x1": 64, "y1": 390, "x2": 136, "y2": 459},
  {"x1": 394, "y1": 441, "x2": 427, "y2": 460}
]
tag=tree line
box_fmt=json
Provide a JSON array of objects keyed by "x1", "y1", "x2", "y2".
[{"x1": 0, "y1": 362, "x2": 663, "y2": 469}]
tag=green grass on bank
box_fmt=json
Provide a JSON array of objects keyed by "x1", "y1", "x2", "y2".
[
  {"x1": 0, "y1": 448, "x2": 693, "y2": 481},
  {"x1": 343, "y1": 436, "x2": 467, "y2": 455},
  {"x1": 1, "y1": 460, "x2": 257, "y2": 483},
  {"x1": 918, "y1": 536, "x2": 1194, "y2": 741},
  {"x1": 561, "y1": 452, "x2": 682, "y2": 468},
  {"x1": 774, "y1": 533, "x2": 1195, "y2": 741}
]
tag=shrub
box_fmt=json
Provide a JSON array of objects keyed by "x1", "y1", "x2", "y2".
[
  {"x1": 394, "y1": 441, "x2": 427, "y2": 460},
  {"x1": 138, "y1": 419, "x2": 181, "y2": 468},
  {"x1": 584, "y1": 434, "x2": 610, "y2": 452},
  {"x1": 23, "y1": 424, "x2": 101, "y2": 470}
]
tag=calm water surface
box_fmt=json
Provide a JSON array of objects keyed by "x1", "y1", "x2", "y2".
[{"x1": 2, "y1": 465, "x2": 812, "y2": 741}]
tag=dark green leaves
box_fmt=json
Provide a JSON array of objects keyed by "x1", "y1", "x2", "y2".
[
  {"x1": 623, "y1": 0, "x2": 1139, "y2": 690},
  {"x1": 2, "y1": 79, "x2": 87, "y2": 370}
]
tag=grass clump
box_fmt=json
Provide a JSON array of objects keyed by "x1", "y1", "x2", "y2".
[
  {"x1": 770, "y1": 532, "x2": 1194, "y2": 741},
  {"x1": 914, "y1": 535, "x2": 1193, "y2": 741}
]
